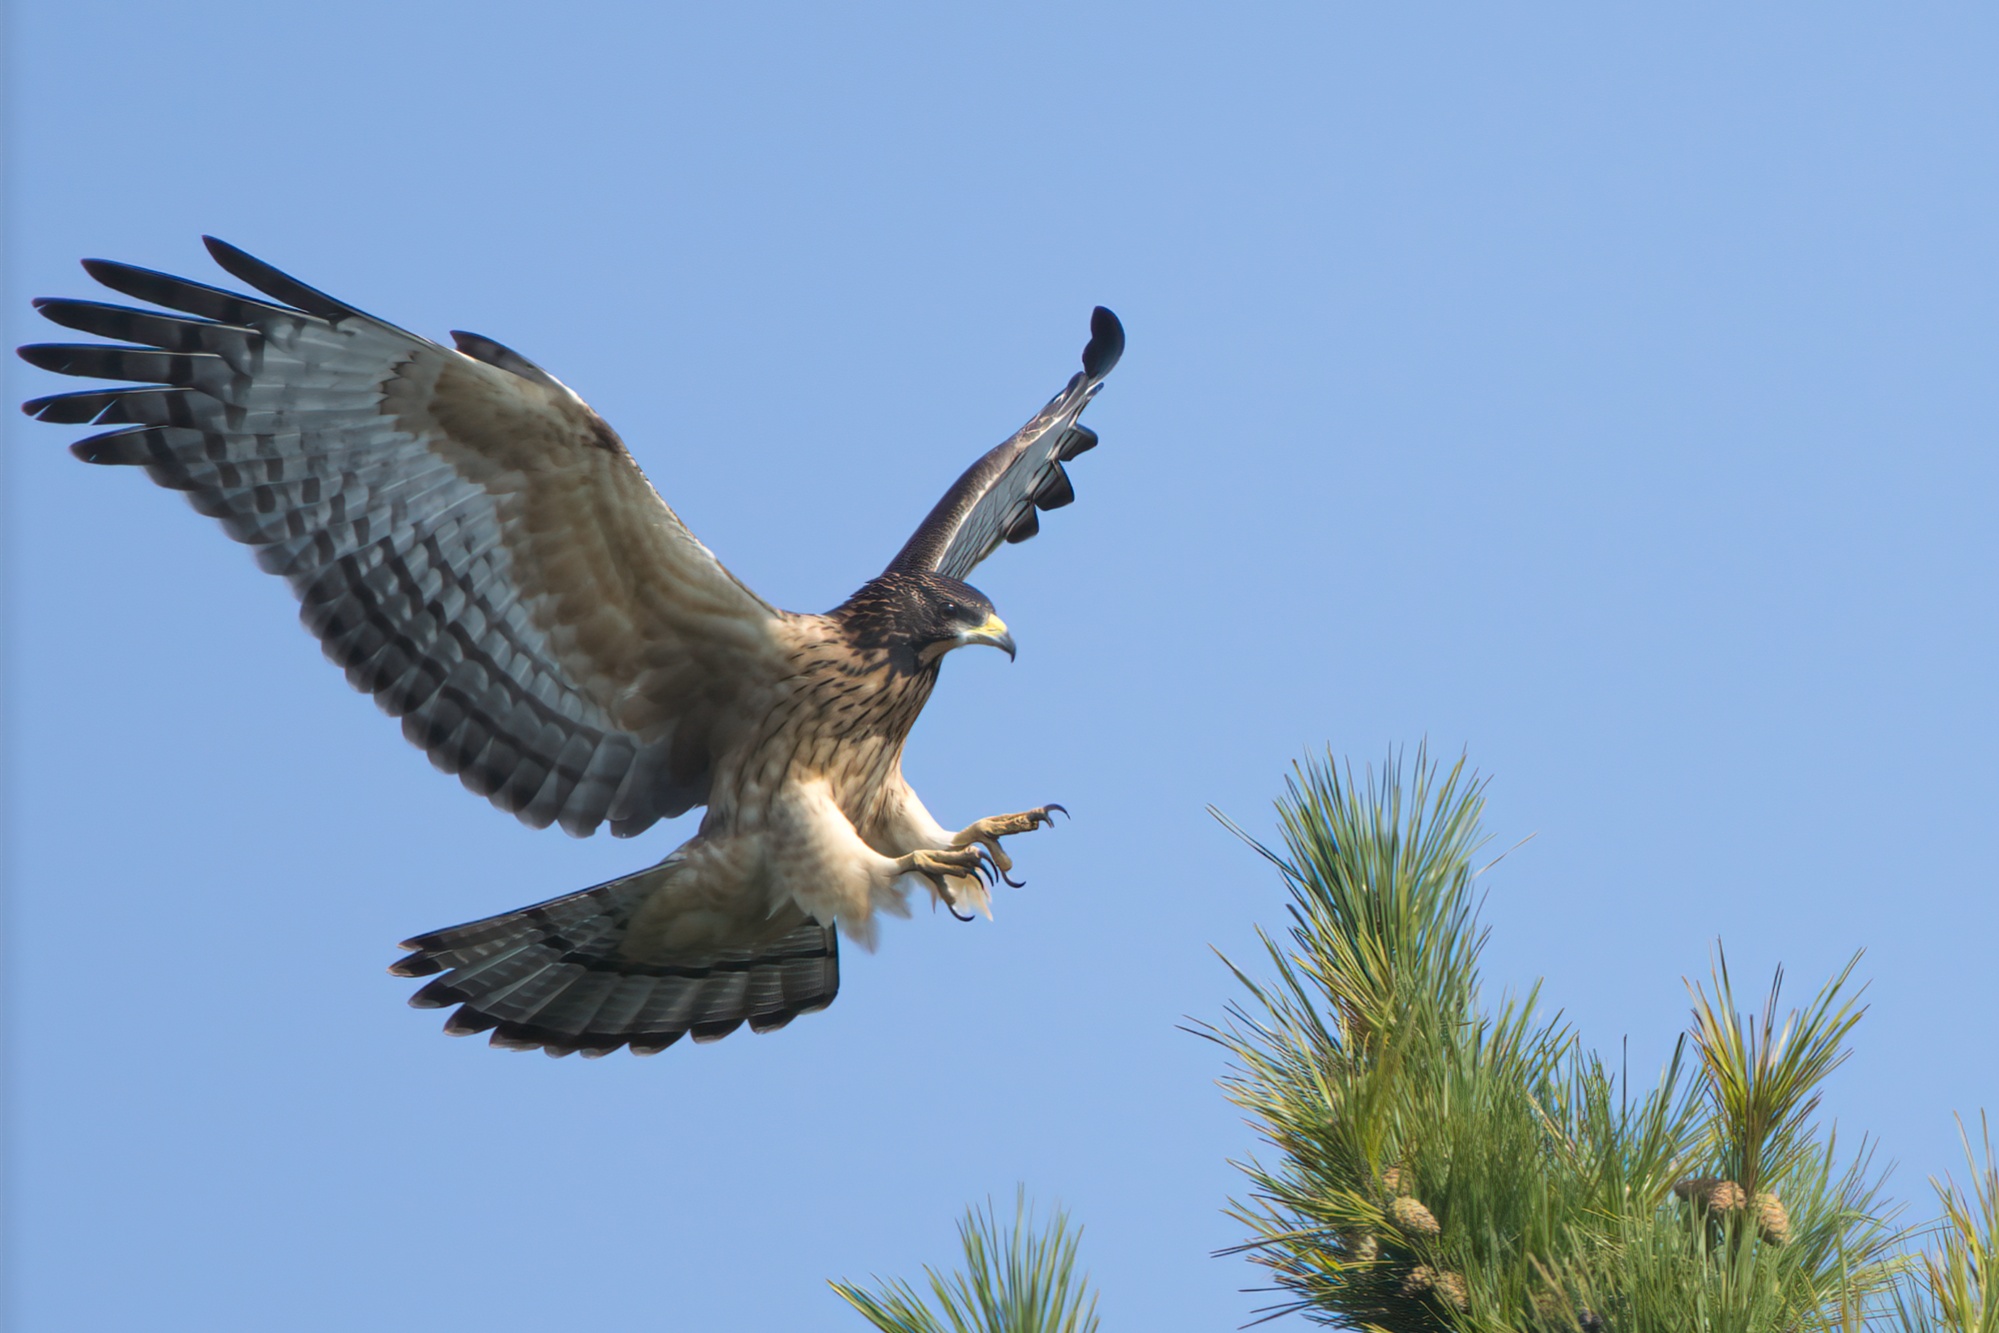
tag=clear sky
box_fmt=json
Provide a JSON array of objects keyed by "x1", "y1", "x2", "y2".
[{"x1": 5, "y1": 5, "x2": 1994, "y2": 1329}]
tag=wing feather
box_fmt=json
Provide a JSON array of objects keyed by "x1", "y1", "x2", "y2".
[
  {"x1": 19, "y1": 238, "x2": 789, "y2": 837},
  {"x1": 888, "y1": 306, "x2": 1123, "y2": 580}
]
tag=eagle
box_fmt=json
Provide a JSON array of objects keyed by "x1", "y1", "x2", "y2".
[{"x1": 19, "y1": 238, "x2": 1123, "y2": 1057}]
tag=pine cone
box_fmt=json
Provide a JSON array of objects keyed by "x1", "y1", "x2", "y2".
[
  {"x1": 1754, "y1": 1191, "x2": 1790, "y2": 1245},
  {"x1": 1673, "y1": 1175, "x2": 1748, "y2": 1212},
  {"x1": 1388, "y1": 1195, "x2": 1441, "y2": 1238},
  {"x1": 1400, "y1": 1264, "x2": 1437, "y2": 1297},
  {"x1": 1345, "y1": 1232, "x2": 1380, "y2": 1263},
  {"x1": 1382, "y1": 1165, "x2": 1404, "y2": 1194},
  {"x1": 1577, "y1": 1310, "x2": 1605, "y2": 1332},
  {"x1": 1706, "y1": 1180, "x2": 1748, "y2": 1212},
  {"x1": 1430, "y1": 1270, "x2": 1468, "y2": 1311}
]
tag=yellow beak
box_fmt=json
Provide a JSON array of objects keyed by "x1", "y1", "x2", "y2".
[{"x1": 957, "y1": 612, "x2": 1016, "y2": 660}]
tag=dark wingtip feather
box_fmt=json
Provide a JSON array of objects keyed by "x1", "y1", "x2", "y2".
[
  {"x1": 1083, "y1": 306, "x2": 1124, "y2": 380},
  {"x1": 1033, "y1": 464, "x2": 1075, "y2": 511},
  {"x1": 16, "y1": 344, "x2": 87, "y2": 375},
  {"x1": 1057, "y1": 424, "x2": 1098, "y2": 460},
  {"x1": 71, "y1": 427, "x2": 164, "y2": 466},
  {"x1": 79, "y1": 257, "x2": 157, "y2": 291},
  {"x1": 23, "y1": 388, "x2": 117, "y2": 423},
  {"x1": 450, "y1": 330, "x2": 565, "y2": 392},
  {"x1": 201, "y1": 236, "x2": 359, "y2": 322},
  {"x1": 73, "y1": 258, "x2": 242, "y2": 325}
]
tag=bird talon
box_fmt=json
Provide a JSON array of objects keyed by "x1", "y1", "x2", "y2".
[
  {"x1": 927, "y1": 872, "x2": 977, "y2": 922},
  {"x1": 976, "y1": 836, "x2": 1015, "y2": 873},
  {"x1": 897, "y1": 845, "x2": 995, "y2": 917},
  {"x1": 898, "y1": 844, "x2": 989, "y2": 883},
  {"x1": 945, "y1": 805, "x2": 1063, "y2": 891}
]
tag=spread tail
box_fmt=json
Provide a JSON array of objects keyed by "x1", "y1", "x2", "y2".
[{"x1": 391, "y1": 864, "x2": 839, "y2": 1057}]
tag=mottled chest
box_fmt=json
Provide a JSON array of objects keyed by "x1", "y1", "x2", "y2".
[
  {"x1": 787, "y1": 647, "x2": 936, "y2": 811},
  {"x1": 721, "y1": 629, "x2": 938, "y2": 827}
]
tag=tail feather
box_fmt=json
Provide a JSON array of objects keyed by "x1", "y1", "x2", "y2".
[
  {"x1": 469, "y1": 959, "x2": 591, "y2": 1029},
  {"x1": 393, "y1": 863, "x2": 839, "y2": 1057},
  {"x1": 568, "y1": 975, "x2": 659, "y2": 1049},
  {"x1": 522, "y1": 969, "x2": 622, "y2": 1038}
]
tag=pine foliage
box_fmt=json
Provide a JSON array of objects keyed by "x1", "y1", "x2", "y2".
[
  {"x1": 831, "y1": 1190, "x2": 1100, "y2": 1333},
  {"x1": 831, "y1": 749, "x2": 1998, "y2": 1331},
  {"x1": 1202, "y1": 748, "x2": 1902, "y2": 1330},
  {"x1": 1892, "y1": 1116, "x2": 1999, "y2": 1333}
]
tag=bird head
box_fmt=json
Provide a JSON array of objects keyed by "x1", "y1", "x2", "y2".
[
  {"x1": 916, "y1": 577, "x2": 1014, "y2": 664},
  {"x1": 839, "y1": 571, "x2": 1014, "y2": 665}
]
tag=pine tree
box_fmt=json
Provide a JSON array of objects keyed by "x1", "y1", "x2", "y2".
[{"x1": 834, "y1": 750, "x2": 1996, "y2": 1331}]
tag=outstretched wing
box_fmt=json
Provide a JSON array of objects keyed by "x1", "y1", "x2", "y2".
[
  {"x1": 19, "y1": 238, "x2": 788, "y2": 838},
  {"x1": 887, "y1": 306, "x2": 1124, "y2": 580}
]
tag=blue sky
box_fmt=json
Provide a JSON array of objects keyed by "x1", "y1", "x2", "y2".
[{"x1": 5, "y1": 5, "x2": 1994, "y2": 1329}]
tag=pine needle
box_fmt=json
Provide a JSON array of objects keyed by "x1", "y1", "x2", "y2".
[{"x1": 831, "y1": 1190, "x2": 1100, "y2": 1333}]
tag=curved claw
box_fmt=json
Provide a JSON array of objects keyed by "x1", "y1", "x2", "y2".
[
  {"x1": 939, "y1": 806, "x2": 1064, "y2": 896},
  {"x1": 948, "y1": 844, "x2": 999, "y2": 894},
  {"x1": 902, "y1": 843, "x2": 999, "y2": 917},
  {"x1": 928, "y1": 872, "x2": 978, "y2": 922}
]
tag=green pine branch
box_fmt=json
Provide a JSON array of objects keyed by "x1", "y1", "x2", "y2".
[
  {"x1": 831, "y1": 1189, "x2": 1100, "y2": 1333},
  {"x1": 1892, "y1": 1115, "x2": 1999, "y2": 1333},
  {"x1": 1202, "y1": 746, "x2": 1902, "y2": 1331},
  {"x1": 828, "y1": 748, "x2": 1997, "y2": 1332}
]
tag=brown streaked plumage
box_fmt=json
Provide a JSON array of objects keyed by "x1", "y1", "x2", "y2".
[{"x1": 18, "y1": 238, "x2": 1122, "y2": 1056}]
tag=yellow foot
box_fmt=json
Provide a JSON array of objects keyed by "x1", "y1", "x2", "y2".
[
  {"x1": 951, "y1": 804, "x2": 1067, "y2": 885},
  {"x1": 893, "y1": 845, "x2": 996, "y2": 920}
]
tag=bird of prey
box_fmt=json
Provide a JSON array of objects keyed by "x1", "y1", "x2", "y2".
[{"x1": 19, "y1": 238, "x2": 1123, "y2": 1057}]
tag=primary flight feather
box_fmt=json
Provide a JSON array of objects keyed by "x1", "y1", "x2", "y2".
[{"x1": 19, "y1": 238, "x2": 1123, "y2": 1057}]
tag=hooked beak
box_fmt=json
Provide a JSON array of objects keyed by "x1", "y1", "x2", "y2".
[{"x1": 956, "y1": 612, "x2": 1016, "y2": 661}]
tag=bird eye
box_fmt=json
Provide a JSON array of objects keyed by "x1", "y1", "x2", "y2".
[{"x1": 942, "y1": 601, "x2": 960, "y2": 618}]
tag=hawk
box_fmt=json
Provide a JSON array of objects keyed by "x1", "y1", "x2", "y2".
[{"x1": 19, "y1": 238, "x2": 1123, "y2": 1057}]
